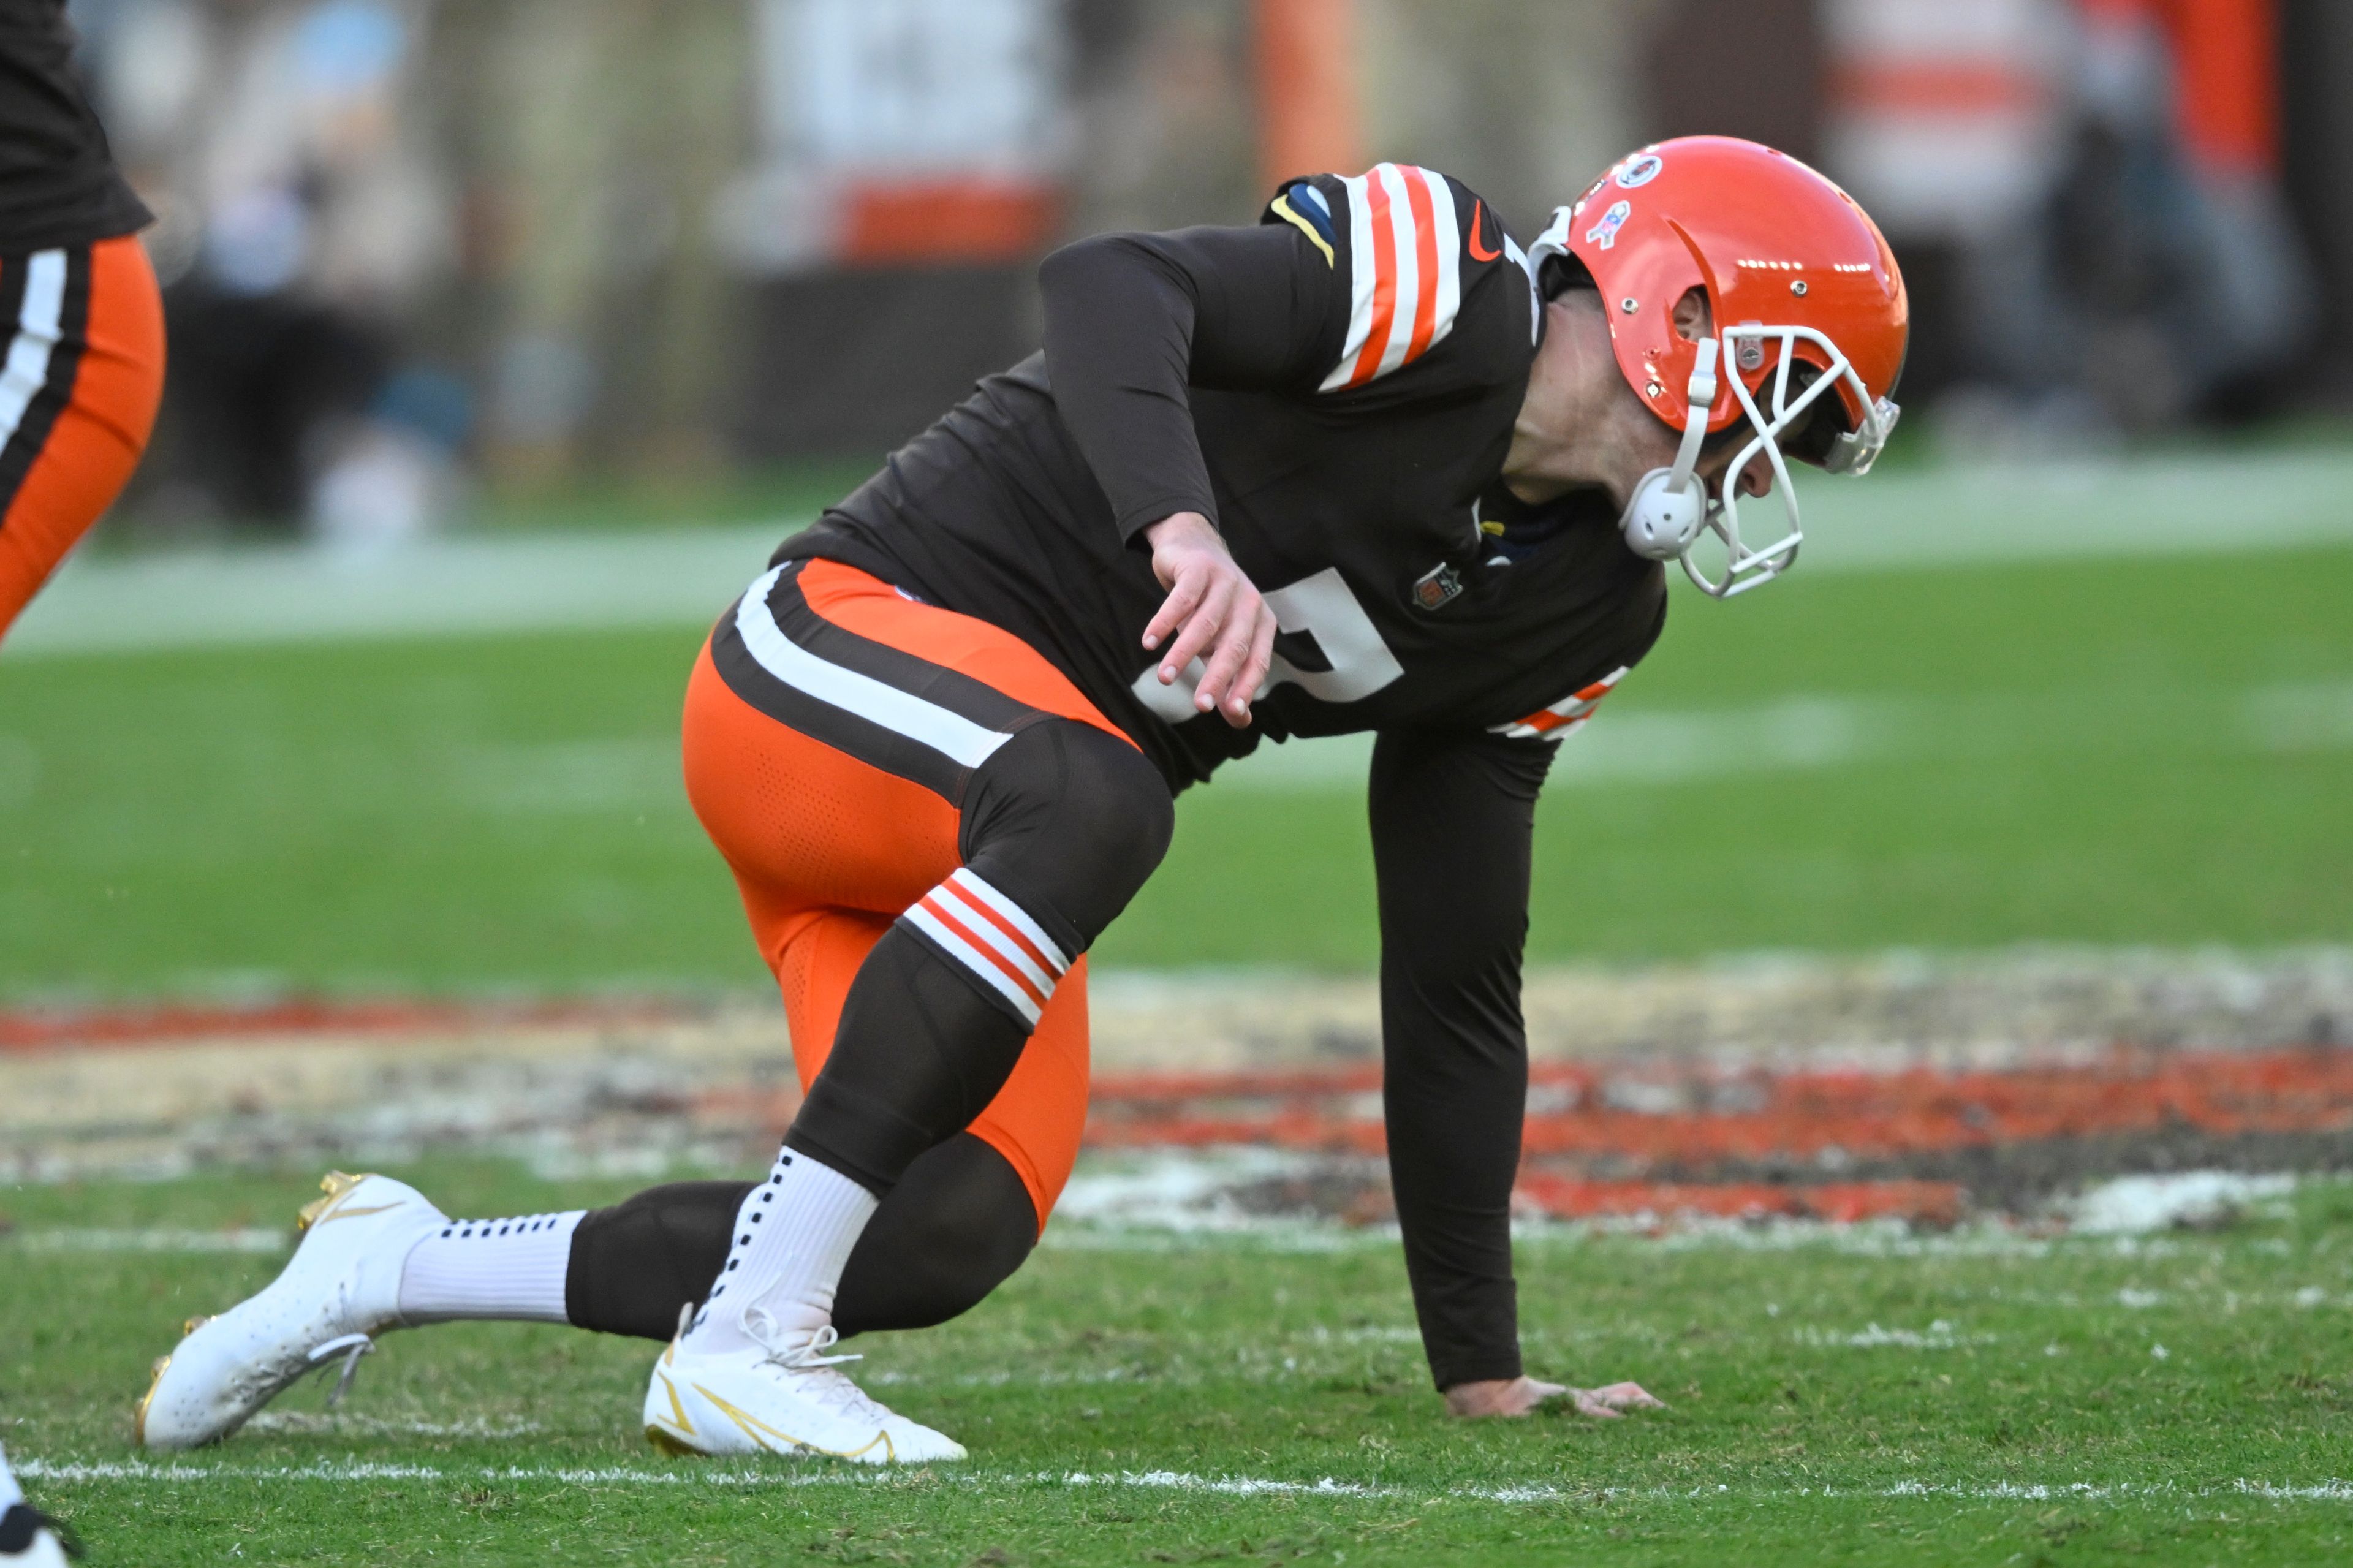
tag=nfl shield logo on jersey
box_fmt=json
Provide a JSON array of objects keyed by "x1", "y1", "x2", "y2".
[{"x1": 1411, "y1": 562, "x2": 1463, "y2": 612}]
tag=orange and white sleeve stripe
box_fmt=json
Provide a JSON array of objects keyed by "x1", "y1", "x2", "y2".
[
  {"x1": 1488, "y1": 667, "x2": 1629, "y2": 743},
  {"x1": 902, "y1": 867, "x2": 1072, "y2": 1028},
  {"x1": 1322, "y1": 164, "x2": 1464, "y2": 393}
]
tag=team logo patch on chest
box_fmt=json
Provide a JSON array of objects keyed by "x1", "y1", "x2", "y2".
[{"x1": 1410, "y1": 562, "x2": 1464, "y2": 612}]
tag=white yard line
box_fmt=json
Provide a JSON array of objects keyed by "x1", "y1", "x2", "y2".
[
  {"x1": 2, "y1": 522, "x2": 785, "y2": 659},
  {"x1": 9, "y1": 452, "x2": 2353, "y2": 661},
  {"x1": 8, "y1": 1228, "x2": 291, "y2": 1254},
  {"x1": 15, "y1": 1458, "x2": 2351, "y2": 1506},
  {"x1": 1220, "y1": 680, "x2": 2353, "y2": 792}
]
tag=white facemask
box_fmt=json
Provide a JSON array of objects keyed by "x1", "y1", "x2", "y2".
[
  {"x1": 1619, "y1": 327, "x2": 1899, "y2": 598},
  {"x1": 1521, "y1": 206, "x2": 1900, "y2": 598}
]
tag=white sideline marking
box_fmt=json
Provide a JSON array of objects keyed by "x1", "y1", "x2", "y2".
[
  {"x1": 10, "y1": 452, "x2": 2353, "y2": 659},
  {"x1": 3, "y1": 522, "x2": 792, "y2": 659},
  {"x1": 244, "y1": 1413, "x2": 545, "y2": 1440},
  {"x1": 16, "y1": 1458, "x2": 2353, "y2": 1506},
  {"x1": 1220, "y1": 680, "x2": 2353, "y2": 792},
  {"x1": 7, "y1": 1228, "x2": 291, "y2": 1254}
]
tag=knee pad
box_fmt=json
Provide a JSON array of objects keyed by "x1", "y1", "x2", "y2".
[{"x1": 961, "y1": 719, "x2": 1173, "y2": 946}]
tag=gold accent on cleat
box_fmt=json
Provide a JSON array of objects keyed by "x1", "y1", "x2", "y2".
[
  {"x1": 694, "y1": 1382, "x2": 889, "y2": 1461},
  {"x1": 135, "y1": 1309, "x2": 218, "y2": 1447},
  {"x1": 134, "y1": 1352, "x2": 172, "y2": 1447},
  {"x1": 298, "y1": 1172, "x2": 365, "y2": 1230},
  {"x1": 645, "y1": 1423, "x2": 697, "y2": 1457},
  {"x1": 297, "y1": 1171, "x2": 392, "y2": 1231},
  {"x1": 654, "y1": 1369, "x2": 694, "y2": 1437}
]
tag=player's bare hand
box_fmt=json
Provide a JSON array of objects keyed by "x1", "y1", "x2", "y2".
[
  {"x1": 1140, "y1": 510, "x2": 1278, "y2": 729},
  {"x1": 1443, "y1": 1376, "x2": 1665, "y2": 1420}
]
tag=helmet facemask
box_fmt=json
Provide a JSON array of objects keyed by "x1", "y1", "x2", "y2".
[
  {"x1": 1537, "y1": 137, "x2": 1912, "y2": 600},
  {"x1": 1621, "y1": 322, "x2": 1901, "y2": 598}
]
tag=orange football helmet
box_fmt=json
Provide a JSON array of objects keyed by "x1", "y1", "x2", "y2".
[{"x1": 1525, "y1": 135, "x2": 1909, "y2": 596}]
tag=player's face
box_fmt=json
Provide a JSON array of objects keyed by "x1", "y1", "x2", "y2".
[
  {"x1": 1669, "y1": 290, "x2": 1816, "y2": 502},
  {"x1": 1700, "y1": 442, "x2": 1781, "y2": 501}
]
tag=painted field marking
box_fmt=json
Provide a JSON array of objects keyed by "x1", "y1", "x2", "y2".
[
  {"x1": 9, "y1": 452, "x2": 2353, "y2": 660},
  {"x1": 16, "y1": 1458, "x2": 2353, "y2": 1506},
  {"x1": 1221, "y1": 678, "x2": 2353, "y2": 791},
  {"x1": 9, "y1": 1228, "x2": 291, "y2": 1254}
]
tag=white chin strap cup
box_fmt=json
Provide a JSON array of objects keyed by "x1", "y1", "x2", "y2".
[
  {"x1": 1618, "y1": 337, "x2": 1717, "y2": 564},
  {"x1": 1619, "y1": 464, "x2": 1707, "y2": 561}
]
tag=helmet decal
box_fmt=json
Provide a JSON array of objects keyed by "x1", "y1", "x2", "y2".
[
  {"x1": 1612, "y1": 152, "x2": 1664, "y2": 189},
  {"x1": 1585, "y1": 200, "x2": 1631, "y2": 251},
  {"x1": 1534, "y1": 135, "x2": 1911, "y2": 598}
]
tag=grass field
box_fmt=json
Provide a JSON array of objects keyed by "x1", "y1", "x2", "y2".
[
  {"x1": 4, "y1": 542, "x2": 2351, "y2": 999},
  {"x1": 5, "y1": 1159, "x2": 2351, "y2": 1566},
  {"x1": 6, "y1": 473, "x2": 2352, "y2": 1563}
]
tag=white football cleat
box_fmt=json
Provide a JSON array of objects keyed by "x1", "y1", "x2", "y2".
[
  {"x1": 135, "y1": 1171, "x2": 445, "y2": 1450},
  {"x1": 643, "y1": 1308, "x2": 966, "y2": 1464},
  {"x1": 0, "y1": 1503, "x2": 72, "y2": 1568},
  {"x1": 1, "y1": 1441, "x2": 73, "y2": 1568}
]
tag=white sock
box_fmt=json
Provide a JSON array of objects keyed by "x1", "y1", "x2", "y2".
[
  {"x1": 396, "y1": 1210, "x2": 585, "y2": 1324},
  {"x1": 0, "y1": 1441, "x2": 22, "y2": 1510},
  {"x1": 684, "y1": 1145, "x2": 877, "y2": 1355}
]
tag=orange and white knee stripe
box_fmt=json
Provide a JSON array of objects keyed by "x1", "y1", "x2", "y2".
[{"x1": 902, "y1": 868, "x2": 1071, "y2": 1027}]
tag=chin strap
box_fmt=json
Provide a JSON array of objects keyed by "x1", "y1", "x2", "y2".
[
  {"x1": 1666, "y1": 337, "x2": 1719, "y2": 496},
  {"x1": 1618, "y1": 337, "x2": 1721, "y2": 563}
]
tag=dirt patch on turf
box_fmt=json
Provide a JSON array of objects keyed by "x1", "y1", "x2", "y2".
[{"x1": 5, "y1": 950, "x2": 2351, "y2": 1221}]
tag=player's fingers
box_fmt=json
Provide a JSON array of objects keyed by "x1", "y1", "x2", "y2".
[
  {"x1": 1569, "y1": 1390, "x2": 1626, "y2": 1420},
  {"x1": 1195, "y1": 585, "x2": 1264, "y2": 720},
  {"x1": 1591, "y1": 1382, "x2": 1666, "y2": 1409},
  {"x1": 1160, "y1": 575, "x2": 1234, "y2": 686},
  {"x1": 1143, "y1": 569, "x2": 1208, "y2": 662},
  {"x1": 1219, "y1": 600, "x2": 1279, "y2": 725}
]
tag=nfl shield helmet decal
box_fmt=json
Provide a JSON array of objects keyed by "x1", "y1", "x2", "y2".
[{"x1": 1613, "y1": 151, "x2": 1664, "y2": 189}]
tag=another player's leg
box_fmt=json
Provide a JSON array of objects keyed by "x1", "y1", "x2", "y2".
[
  {"x1": 0, "y1": 235, "x2": 165, "y2": 642},
  {"x1": 0, "y1": 1442, "x2": 74, "y2": 1567}
]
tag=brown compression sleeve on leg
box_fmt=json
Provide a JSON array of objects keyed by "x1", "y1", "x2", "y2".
[
  {"x1": 564, "y1": 1180, "x2": 752, "y2": 1339},
  {"x1": 833, "y1": 1132, "x2": 1040, "y2": 1337},
  {"x1": 562, "y1": 1137, "x2": 1040, "y2": 1342}
]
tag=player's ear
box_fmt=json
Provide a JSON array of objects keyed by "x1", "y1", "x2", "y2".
[{"x1": 1671, "y1": 287, "x2": 1712, "y2": 343}]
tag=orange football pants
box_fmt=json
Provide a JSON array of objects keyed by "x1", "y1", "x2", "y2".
[
  {"x1": 0, "y1": 234, "x2": 166, "y2": 640},
  {"x1": 682, "y1": 559, "x2": 1131, "y2": 1228}
]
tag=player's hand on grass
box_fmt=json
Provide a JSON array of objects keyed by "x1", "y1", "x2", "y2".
[
  {"x1": 1141, "y1": 510, "x2": 1278, "y2": 729},
  {"x1": 1444, "y1": 1376, "x2": 1665, "y2": 1420}
]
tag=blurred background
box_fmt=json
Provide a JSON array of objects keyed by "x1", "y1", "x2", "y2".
[
  {"x1": 4, "y1": 0, "x2": 2351, "y2": 1007},
  {"x1": 43, "y1": 0, "x2": 2353, "y2": 543}
]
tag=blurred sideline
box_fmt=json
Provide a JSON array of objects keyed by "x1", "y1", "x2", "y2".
[{"x1": 9, "y1": 449, "x2": 2353, "y2": 661}]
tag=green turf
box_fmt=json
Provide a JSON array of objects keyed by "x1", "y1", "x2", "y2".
[
  {"x1": 3, "y1": 545, "x2": 2351, "y2": 998},
  {"x1": 4, "y1": 1161, "x2": 2351, "y2": 1564}
]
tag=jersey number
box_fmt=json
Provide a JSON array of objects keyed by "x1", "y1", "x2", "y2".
[{"x1": 1130, "y1": 567, "x2": 1404, "y2": 723}]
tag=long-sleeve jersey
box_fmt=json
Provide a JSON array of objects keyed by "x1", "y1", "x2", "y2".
[
  {"x1": 778, "y1": 165, "x2": 1670, "y2": 1387},
  {"x1": 0, "y1": 1, "x2": 149, "y2": 253}
]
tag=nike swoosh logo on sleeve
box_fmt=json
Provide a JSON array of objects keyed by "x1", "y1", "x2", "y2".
[{"x1": 1466, "y1": 199, "x2": 1501, "y2": 262}]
